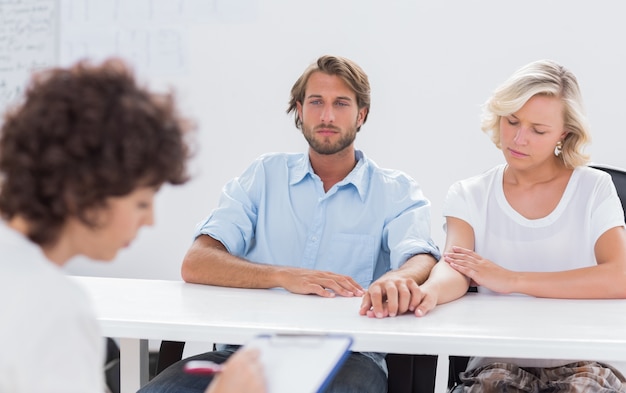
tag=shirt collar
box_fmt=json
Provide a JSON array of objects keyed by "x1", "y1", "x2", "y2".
[{"x1": 289, "y1": 150, "x2": 370, "y2": 202}]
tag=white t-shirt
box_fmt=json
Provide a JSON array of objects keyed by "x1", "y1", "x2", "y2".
[
  {"x1": 0, "y1": 221, "x2": 104, "y2": 393},
  {"x1": 443, "y1": 164, "x2": 626, "y2": 372}
]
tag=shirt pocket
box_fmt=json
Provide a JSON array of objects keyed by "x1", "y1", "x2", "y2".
[{"x1": 325, "y1": 233, "x2": 377, "y2": 288}]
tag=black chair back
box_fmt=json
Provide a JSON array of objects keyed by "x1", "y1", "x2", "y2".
[{"x1": 589, "y1": 164, "x2": 626, "y2": 220}]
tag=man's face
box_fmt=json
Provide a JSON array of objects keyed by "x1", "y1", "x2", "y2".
[{"x1": 297, "y1": 72, "x2": 366, "y2": 155}]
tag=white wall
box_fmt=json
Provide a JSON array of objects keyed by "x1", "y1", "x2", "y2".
[{"x1": 64, "y1": 0, "x2": 626, "y2": 279}]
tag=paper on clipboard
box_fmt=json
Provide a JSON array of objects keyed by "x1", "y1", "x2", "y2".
[{"x1": 242, "y1": 333, "x2": 353, "y2": 393}]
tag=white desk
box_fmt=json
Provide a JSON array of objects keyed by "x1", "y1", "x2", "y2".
[{"x1": 73, "y1": 276, "x2": 626, "y2": 393}]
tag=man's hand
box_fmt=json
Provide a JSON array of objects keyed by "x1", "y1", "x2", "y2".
[
  {"x1": 277, "y1": 267, "x2": 365, "y2": 298},
  {"x1": 360, "y1": 254, "x2": 436, "y2": 318},
  {"x1": 359, "y1": 272, "x2": 426, "y2": 318}
]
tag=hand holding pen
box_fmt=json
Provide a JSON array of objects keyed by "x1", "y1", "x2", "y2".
[{"x1": 185, "y1": 348, "x2": 267, "y2": 393}]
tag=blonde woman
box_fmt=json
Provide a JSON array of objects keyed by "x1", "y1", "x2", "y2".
[{"x1": 412, "y1": 60, "x2": 626, "y2": 392}]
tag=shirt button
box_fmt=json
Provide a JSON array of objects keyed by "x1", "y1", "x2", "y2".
[{"x1": 311, "y1": 236, "x2": 318, "y2": 242}]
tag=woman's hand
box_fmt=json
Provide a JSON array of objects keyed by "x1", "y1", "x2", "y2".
[
  {"x1": 444, "y1": 246, "x2": 516, "y2": 294},
  {"x1": 205, "y1": 348, "x2": 267, "y2": 393}
]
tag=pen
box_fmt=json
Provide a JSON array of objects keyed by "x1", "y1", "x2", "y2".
[{"x1": 183, "y1": 360, "x2": 224, "y2": 375}]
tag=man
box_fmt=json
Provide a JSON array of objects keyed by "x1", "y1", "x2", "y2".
[{"x1": 141, "y1": 55, "x2": 440, "y2": 393}]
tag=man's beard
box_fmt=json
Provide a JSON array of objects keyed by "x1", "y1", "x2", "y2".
[{"x1": 302, "y1": 123, "x2": 357, "y2": 155}]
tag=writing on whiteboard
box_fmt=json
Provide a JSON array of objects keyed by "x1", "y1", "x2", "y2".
[
  {"x1": 0, "y1": 0, "x2": 57, "y2": 112},
  {"x1": 60, "y1": 0, "x2": 257, "y2": 76}
]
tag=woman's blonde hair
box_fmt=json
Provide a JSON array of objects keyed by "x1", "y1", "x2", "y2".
[{"x1": 481, "y1": 59, "x2": 591, "y2": 168}]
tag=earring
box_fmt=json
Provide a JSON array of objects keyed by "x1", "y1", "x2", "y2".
[{"x1": 554, "y1": 141, "x2": 563, "y2": 157}]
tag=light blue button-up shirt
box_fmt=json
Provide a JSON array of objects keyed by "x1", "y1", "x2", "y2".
[
  {"x1": 195, "y1": 150, "x2": 440, "y2": 373},
  {"x1": 196, "y1": 150, "x2": 440, "y2": 286}
]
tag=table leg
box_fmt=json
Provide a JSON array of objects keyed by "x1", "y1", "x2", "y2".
[
  {"x1": 119, "y1": 338, "x2": 149, "y2": 393},
  {"x1": 434, "y1": 354, "x2": 450, "y2": 393}
]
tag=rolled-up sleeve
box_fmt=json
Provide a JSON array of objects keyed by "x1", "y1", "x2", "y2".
[
  {"x1": 385, "y1": 177, "x2": 441, "y2": 269},
  {"x1": 195, "y1": 160, "x2": 265, "y2": 257}
]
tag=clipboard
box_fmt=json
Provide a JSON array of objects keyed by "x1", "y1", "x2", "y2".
[{"x1": 242, "y1": 333, "x2": 353, "y2": 393}]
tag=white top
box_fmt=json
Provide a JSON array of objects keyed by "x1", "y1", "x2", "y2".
[
  {"x1": 443, "y1": 164, "x2": 626, "y2": 372},
  {"x1": 0, "y1": 221, "x2": 104, "y2": 393}
]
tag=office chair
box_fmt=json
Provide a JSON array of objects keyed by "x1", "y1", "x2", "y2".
[
  {"x1": 104, "y1": 337, "x2": 121, "y2": 393},
  {"x1": 155, "y1": 340, "x2": 186, "y2": 374},
  {"x1": 589, "y1": 164, "x2": 626, "y2": 219}
]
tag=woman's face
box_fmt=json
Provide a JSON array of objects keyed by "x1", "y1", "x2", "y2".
[
  {"x1": 499, "y1": 94, "x2": 568, "y2": 170},
  {"x1": 63, "y1": 186, "x2": 157, "y2": 262}
]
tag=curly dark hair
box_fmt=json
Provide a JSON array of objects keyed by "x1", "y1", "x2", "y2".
[{"x1": 0, "y1": 58, "x2": 193, "y2": 246}]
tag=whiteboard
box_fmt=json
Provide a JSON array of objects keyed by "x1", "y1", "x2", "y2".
[
  {"x1": 3, "y1": 0, "x2": 623, "y2": 280},
  {"x1": 0, "y1": 0, "x2": 58, "y2": 114}
]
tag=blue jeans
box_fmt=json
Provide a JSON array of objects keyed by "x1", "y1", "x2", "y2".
[{"x1": 138, "y1": 346, "x2": 387, "y2": 393}]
